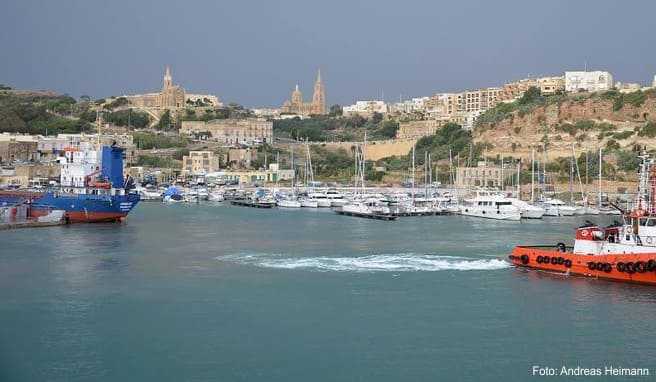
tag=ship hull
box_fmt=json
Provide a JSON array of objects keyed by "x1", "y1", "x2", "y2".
[
  {"x1": 509, "y1": 246, "x2": 656, "y2": 285},
  {"x1": 0, "y1": 190, "x2": 140, "y2": 224}
]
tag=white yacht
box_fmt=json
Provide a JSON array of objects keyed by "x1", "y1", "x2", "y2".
[
  {"x1": 325, "y1": 189, "x2": 348, "y2": 207},
  {"x1": 300, "y1": 198, "x2": 319, "y2": 208},
  {"x1": 208, "y1": 191, "x2": 225, "y2": 202},
  {"x1": 308, "y1": 192, "x2": 333, "y2": 207},
  {"x1": 341, "y1": 199, "x2": 391, "y2": 215},
  {"x1": 459, "y1": 194, "x2": 521, "y2": 221},
  {"x1": 276, "y1": 193, "x2": 302, "y2": 208},
  {"x1": 509, "y1": 198, "x2": 545, "y2": 219},
  {"x1": 539, "y1": 198, "x2": 577, "y2": 216},
  {"x1": 137, "y1": 185, "x2": 163, "y2": 201}
]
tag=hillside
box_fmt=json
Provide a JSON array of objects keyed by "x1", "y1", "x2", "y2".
[{"x1": 474, "y1": 88, "x2": 656, "y2": 159}]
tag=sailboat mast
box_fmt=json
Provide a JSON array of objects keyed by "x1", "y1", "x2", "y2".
[
  {"x1": 598, "y1": 147, "x2": 602, "y2": 207},
  {"x1": 412, "y1": 144, "x2": 416, "y2": 203},
  {"x1": 516, "y1": 160, "x2": 521, "y2": 199},
  {"x1": 531, "y1": 148, "x2": 535, "y2": 202}
]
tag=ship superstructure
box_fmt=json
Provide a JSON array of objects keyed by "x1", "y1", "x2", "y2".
[{"x1": 509, "y1": 153, "x2": 656, "y2": 284}]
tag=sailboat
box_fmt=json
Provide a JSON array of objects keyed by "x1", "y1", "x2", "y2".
[
  {"x1": 299, "y1": 140, "x2": 320, "y2": 208},
  {"x1": 276, "y1": 147, "x2": 301, "y2": 208}
]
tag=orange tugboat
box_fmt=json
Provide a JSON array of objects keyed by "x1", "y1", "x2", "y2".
[{"x1": 509, "y1": 153, "x2": 656, "y2": 285}]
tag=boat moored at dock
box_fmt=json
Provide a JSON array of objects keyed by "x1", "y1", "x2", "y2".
[{"x1": 509, "y1": 153, "x2": 656, "y2": 285}]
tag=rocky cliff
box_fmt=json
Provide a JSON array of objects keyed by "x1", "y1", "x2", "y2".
[{"x1": 474, "y1": 90, "x2": 656, "y2": 160}]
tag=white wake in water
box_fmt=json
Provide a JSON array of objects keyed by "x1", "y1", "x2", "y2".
[{"x1": 216, "y1": 253, "x2": 509, "y2": 272}]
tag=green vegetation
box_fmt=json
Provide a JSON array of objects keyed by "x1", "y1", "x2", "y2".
[
  {"x1": 413, "y1": 123, "x2": 478, "y2": 164},
  {"x1": 0, "y1": 92, "x2": 94, "y2": 135},
  {"x1": 181, "y1": 103, "x2": 253, "y2": 121},
  {"x1": 156, "y1": 110, "x2": 174, "y2": 130},
  {"x1": 104, "y1": 109, "x2": 151, "y2": 129},
  {"x1": 0, "y1": 84, "x2": 12, "y2": 90},
  {"x1": 273, "y1": 113, "x2": 401, "y2": 142},
  {"x1": 136, "y1": 155, "x2": 180, "y2": 169},
  {"x1": 133, "y1": 132, "x2": 189, "y2": 149},
  {"x1": 476, "y1": 86, "x2": 546, "y2": 127},
  {"x1": 185, "y1": 97, "x2": 213, "y2": 107},
  {"x1": 172, "y1": 148, "x2": 190, "y2": 160},
  {"x1": 611, "y1": 130, "x2": 634, "y2": 140},
  {"x1": 610, "y1": 90, "x2": 647, "y2": 111},
  {"x1": 329, "y1": 104, "x2": 343, "y2": 117},
  {"x1": 554, "y1": 120, "x2": 616, "y2": 137},
  {"x1": 637, "y1": 121, "x2": 656, "y2": 138},
  {"x1": 379, "y1": 120, "x2": 400, "y2": 139},
  {"x1": 103, "y1": 97, "x2": 129, "y2": 110},
  {"x1": 378, "y1": 123, "x2": 482, "y2": 175}
]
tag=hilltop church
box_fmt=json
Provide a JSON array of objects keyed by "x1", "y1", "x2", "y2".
[
  {"x1": 281, "y1": 70, "x2": 327, "y2": 116},
  {"x1": 125, "y1": 66, "x2": 220, "y2": 109}
]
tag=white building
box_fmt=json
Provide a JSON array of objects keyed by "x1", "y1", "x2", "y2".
[
  {"x1": 252, "y1": 108, "x2": 281, "y2": 118},
  {"x1": 565, "y1": 71, "x2": 614, "y2": 93},
  {"x1": 653, "y1": 75, "x2": 656, "y2": 88},
  {"x1": 390, "y1": 97, "x2": 430, "y2": 114},
  {"x1": 342, "y1": 100, "x2": 388, "y2": 117}
]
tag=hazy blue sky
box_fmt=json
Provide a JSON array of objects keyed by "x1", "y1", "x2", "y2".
[{"x1": 1, "y1": 0, "x2": 655, "y2": 107}]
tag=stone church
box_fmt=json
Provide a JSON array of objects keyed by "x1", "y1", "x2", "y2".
[
  {"x1": 281, "y1": 69, "x2": 326, "y2": 116},
  {"x1": 126, "y1": 66, "x2": 186, "y2": 109}
]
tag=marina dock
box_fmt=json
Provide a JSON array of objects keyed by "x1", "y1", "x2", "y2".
[
  {"x1": 0, "y1": 219, "x2": 64, "y2": 230},
  {"x1": 230, "y1": 200, "x2": 275, "y2": 208},
  {"x1": 335, "y1": 209, "x2": 398, "y2": 221}
]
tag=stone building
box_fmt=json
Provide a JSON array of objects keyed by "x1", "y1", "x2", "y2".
[
  {"x1": 125, "y1": 66, "x2": 186, "y2": 109},
  {"x1": 182, "y1": 151, "x2": 220, "y2": 176},
  {"x1": 180, "y1": 118, "x2": 273, "y2": 146},
  {"x1": 227, "y1": 148, "x2": 255, "y2": 168},
  {"x1": 205, "y1": 164, "x2": 295, "y2": 185},
  {"x1": 281, "y1": 69, "x2": 326, "y2": 116},
  {"x1": 396, "y1": 120, "x2": 444, "y2": 139},
  {"x1": 456, "y1": 161, "x2": 509, "y2": 189},
  {"x1": 500, "y1": 76, "x2": 565, "y2": 100},
  {"x1": 0, "y1": 134, "x2": 39, "y2": 164}
]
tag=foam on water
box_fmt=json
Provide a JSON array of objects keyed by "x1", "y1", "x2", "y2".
[{"x1": 216, "y1": 253, "x2": 510, "y2": 272}]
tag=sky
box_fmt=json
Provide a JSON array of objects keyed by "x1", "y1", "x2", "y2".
[{"x1": 1, "y1": 0, "x2": 655, "y2": 107}]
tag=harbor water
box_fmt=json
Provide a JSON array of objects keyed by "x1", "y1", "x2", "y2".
[{"x1": 2, "y1": 203, "x2": 655, "y2": 381}]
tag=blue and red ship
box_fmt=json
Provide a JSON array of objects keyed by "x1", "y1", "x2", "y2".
[{"x1": 0, "y1": 145, "x2": 140, "y2": 223}]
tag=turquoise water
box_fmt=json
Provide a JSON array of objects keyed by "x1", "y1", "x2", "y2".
[{"x1": 1, "y1": 203, "x2": 655, "y2": 381}]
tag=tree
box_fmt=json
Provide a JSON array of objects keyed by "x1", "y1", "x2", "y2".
[
  {"x1": 518, "y1": 86, "x2": 543, "y2": 106},
  {"x1": 157, "y1": 110, "x2": 173, "y2": 130},
  {"x1": 379, "y1": 120, "x2": 399, "y2": 139},
  {"x1": 329, "y1": 104, "x2": 342, "y2": 117},
  {"x1": 371, "y1": 112, "x2": 383, "y2": 124},
  {"x1": 79, "y1": 95, "x2": 91, "y2": 102}
]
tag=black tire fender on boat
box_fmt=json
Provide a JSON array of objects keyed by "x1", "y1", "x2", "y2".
[
  {"x1": 617, "y1": 262, "x2": 626, "y2": 272},
  {"x1": 635, "y1": 261, "x2": 647, "y2": 273},
  {"x1": 536, "y1": 256, "x2": 543, "y2": 263},
  {"x1": 550, "y1": 257, "x2": 558, "y2": 265},
  {"x1": 520, "y1": 255, "x2": 529, "y2": 265},
  {"x1": 625, "y1": 262, "x2": 636, "y2": 274},
  {"x1": 543, "y1": 256, "x2": 550, "y2": 264},
  {"x1": 588, "y1": 262, "x2": 596, "y2": 271},
  {"x1": 557, "y1": 257, "x2": 564, "y2": 265},
  {"x1": 647, "y1": 259, "x2": 656, "y2": 272},
  {"x1": 557, "y1": 242, "x2": 566, "y2": 252},
  {"x1": 596, "y1": 262, "x2": 605, "y2": 271},
  {"x1": 603, "y1": 263, "x2": 612, "y2": 273},
  {"x1": 564, "y1": 259, "x2": 572, "y2": 268}
]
